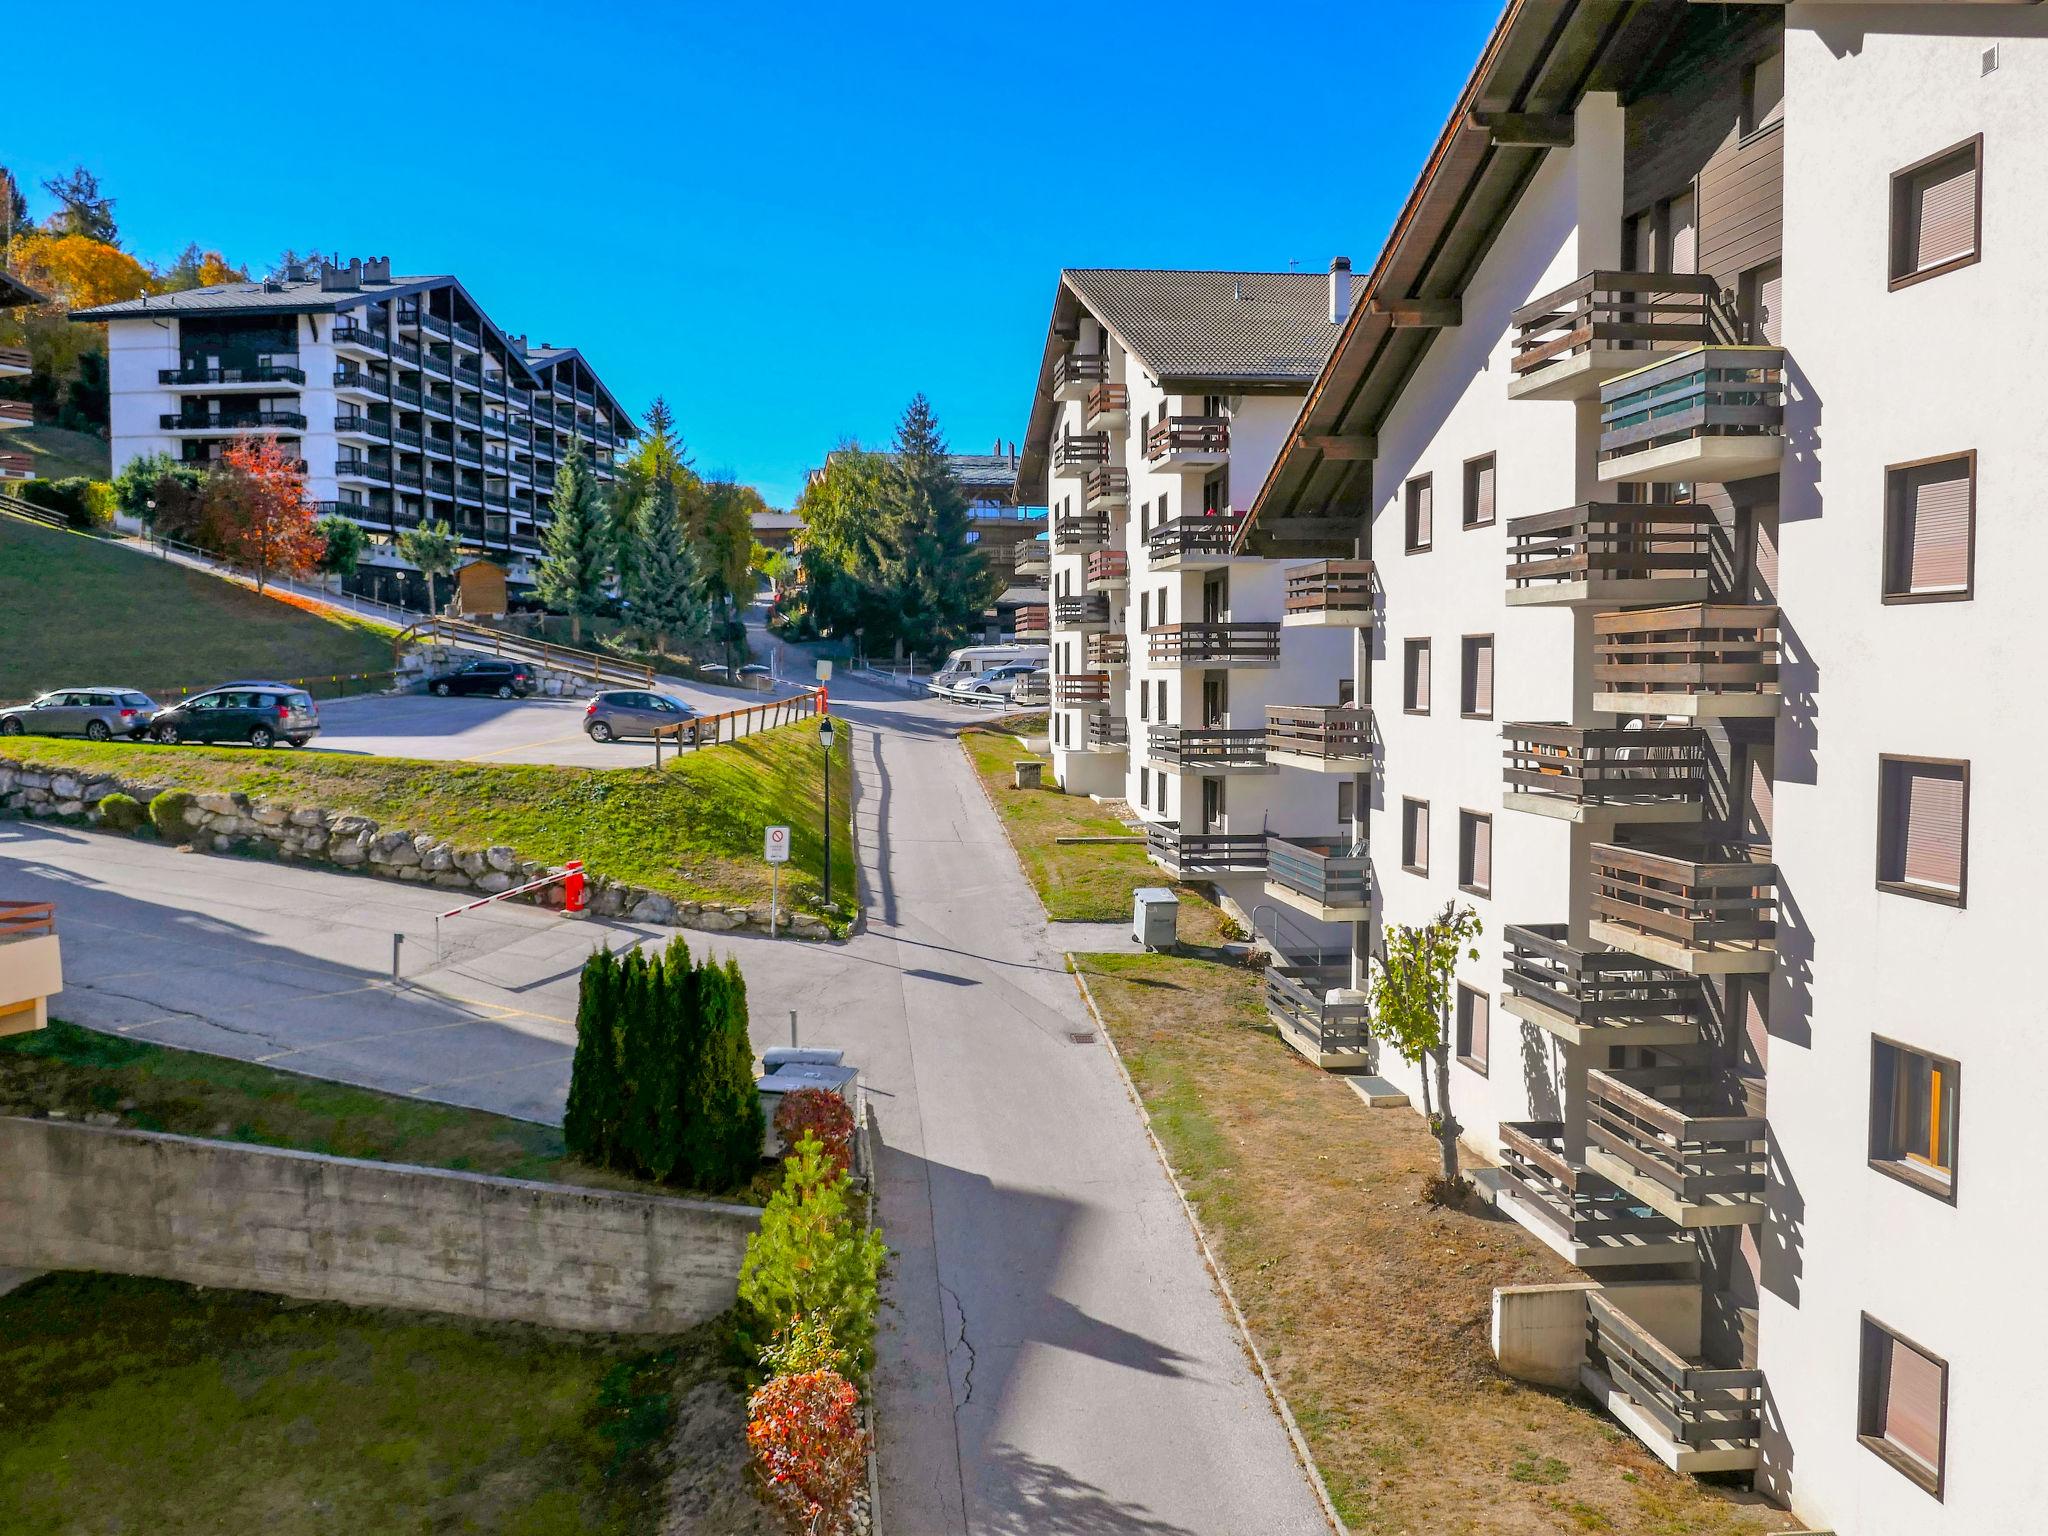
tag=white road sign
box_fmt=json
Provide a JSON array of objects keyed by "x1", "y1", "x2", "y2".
[
  {"x1": 764, "y1": 825, "x2": 791, "y2": 864},
  {"x1": 816, "y1": 659, "x2": 834, "y2": 682}
]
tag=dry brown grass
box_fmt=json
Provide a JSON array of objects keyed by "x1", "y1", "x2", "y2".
[{"x1": 1077, "y1": 951, "x2": 1795, "y2": 1536}]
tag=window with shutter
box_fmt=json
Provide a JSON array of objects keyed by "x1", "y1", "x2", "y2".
[
  {"x1": 1891, "y1": 139, "x2": 1982, "y2": 287},
  {"x1": 1459, "y1": 811, "x2": 1492, "y2": 896},
  {"x1": 1456, "y1": 984, "x2": 1489, "y2": 1074},
  {"x1": 1406, "y1": 475, "x2": 1433, "y2": 551},
  {"x1": 1884, "y1": 455, "x2": 1973, "y2": 600},
  {"x1": 1461, "y1": 635, "x2": 1494, "y2": 718},
  {"x1": 1404, "y1": 638, "x2": 1431, "y2": 713},
  {"x1": 1463, "y1": 454, "x2": 1496, "y2": 528},
  {"x1": 1878, "y1": 756, "x2": 1968, "y2": 903},
  {"x1": 1860, "y1": 1317, "x2": 1947, "y2": 1496},
  {"x1": 1402, "y1": 798, "x2": 1429, "y2": 875}
]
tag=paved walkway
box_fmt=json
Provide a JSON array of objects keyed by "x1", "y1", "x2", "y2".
[{"x1": 0, "y1": 676, "x2": 1325, "y2": 1535}]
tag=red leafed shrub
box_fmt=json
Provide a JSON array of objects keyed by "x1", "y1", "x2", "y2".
[
  {"x1": 746, "y1": 1367, "x2": 867, "y2": 1535},
  {"x1": 774, "y1": 1087, "x2": 855, "y2": 1175}
]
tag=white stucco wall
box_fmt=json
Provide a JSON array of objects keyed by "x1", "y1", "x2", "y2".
[{"x1": 102, "y1": 319, "x2": 179, "y2": 477}]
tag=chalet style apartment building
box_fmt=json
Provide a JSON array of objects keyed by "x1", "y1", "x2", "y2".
[
  {"x1": 0, "y1": 271, "x2": 42, "y2": 481},
  {"x1": 76, "y1": 258, "x2": 635, "y2": 597},
  {"x1": 1026, "y1": 2, "x2": 2045, "y2": 1532}
]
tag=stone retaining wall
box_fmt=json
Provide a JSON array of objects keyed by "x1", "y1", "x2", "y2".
[
  {"x1": 0, "y1": 1116, "x2": 758, "y2": 1332},
  {"x1": 397, "y1": 641, "x2": 624, "y2": 699},
  {"x1": 0, "y1": 756, "x2": 834, "y2": 940}
]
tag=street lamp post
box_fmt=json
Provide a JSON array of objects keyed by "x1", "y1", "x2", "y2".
[{"x1": 819, "y1": 715, "x2": 836, "y2": 911}]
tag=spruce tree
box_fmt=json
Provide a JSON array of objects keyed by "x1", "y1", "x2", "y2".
[
  {"x1": 630, "y1": 477, "x2": 711, "y2": 656},
  {"x1": 534, "y1": 439, "x2": 610, "y2": 645},
  {"x1": 877, "y1": 394, "x2": 1003, "y2": 658},
  {"x1": 563, "y1": 946, "x2": 620, "y2": 1163}
]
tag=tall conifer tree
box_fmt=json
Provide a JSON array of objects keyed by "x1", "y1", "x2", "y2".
[{"x1": 535, "y1": 438, "x2": 609, "y2": 643}]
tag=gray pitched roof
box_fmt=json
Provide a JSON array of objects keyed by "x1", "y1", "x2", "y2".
[
  {"x1": 1062, "y1": 268, "x2": 1341, "y2": 385},
  {"x1": 0, "y1": 270, "x2": 49, "y2": 309},
  {"x1": 68, "y1": 275, "x2": 450, "y2": 319}
]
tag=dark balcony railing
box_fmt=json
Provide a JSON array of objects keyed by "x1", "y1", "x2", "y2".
[
  {"x1": 1598, "y1": 346, "x2": 1784, "y2": 465},
  {"x1": 1591, "y1": 843, "x2": 1777, "y2": 960},
  {"x1": 1586, "y1": 1067, "x2": 1768, "y2": 1215},
  {"x1": 1501, "y1": 924, "x2": 1702, "y2": 1034},
  {"x1": 1085, "y1": 549, "x2": 1128, "y2": 587},
  {"x1": 455, "y1": 404, "x2": 483, "y2": 425},
  {"x1": 1265, "y1": 965, "x2": 1372, "y2": 1055},
  {"x1": 1053, "y1": 431, "x2": 1111, "y2": 473},
  {"x1": 1053, "y1": 672, "x2": 1111, "y2": 706},
  {"x1": 1085, "y1": 382, "x2": 1129, "y2": 427},
  {"x1": 331, "y1": 367, "x2": 388, "y2": 393},
  {"x1": 1145, "y1": 415, "x2": 1229, "y2": 464},
  {"x1": 1505, "y1": 503, "x2": 1716, "y2": 593},
  {"x1": 390, "y1": 340, "x2": 424, "y2": 368},
  {"x1": 1052, "y1": 511, "x2": 1110, "y2": 552},
  {"x1": 1086, "y1": 714, "x2": 1128, "y2": 749},
  {"x1": 1499, "y1": 1121, "x2": 1681, "y2": 1249},
  {"x1": 392, "y1": 427, "x2": 423, "y2": 449},
  {"x1": 331, "y1": 323, "x2": 386, "y2": 351},
  {"x1": 1052, "y1": 352, "x2": 1108, "y2": 394},
  {"x1": 334, "y1": 456, "x2": 390, "y2": 481},
  {"x1": 1509, "y1": 272, "x2": 1723, "y2": 378},
  {"x1": 1083, "y1": 466, "x2": 1129, "y2": 508},
  {"x1": 334, "y1": 413, "x2": 392, "y2": 440},
  {"x1": 1501, "y1": 723, "x2": 1707, "y2": 809},
  {"x1": 1054, "y1": 593, "x2": 1110, "y2": 628},
  {"x1": 391, "y1": 382, "x2": 423, "y2": 407},
  {"x1": 1284, "y1": 559, "x2": 1373, "y2": 620},
  {"x1": 1266, "y1": 833, "x2": 1370, "y2": 911},
  {"x1": 1148, "y1": 622, "x2": 1282, "y2": 665},
  {"x1": 1145, "y1": 823, "x2": 1268, "y2": 874},
  {"x1": 1086, "y1": 632, "x2": 1127, "y2": 668},
  {"x1": 1585, "y1": 1292, "x2": 1764, "y2": 1458},
  {"x1": 160, "y1": 363, "x2": 305, "y2": 386},
  {"x1": 1265, "y1": 705, "x2": 1373, "y2": 765},
  {"x1": 159, "y1": 410, "x2": 306, "y2": 431},
  {"x1": 1149, "y1": 513, "x2": 1242, "y2": 564},
  {"x1": 1592, "y1": 604, "x2": 1779, "y2": 704},
  {"x1": 1146, "y1": 725, "x2": 1267, "y2": 768}
]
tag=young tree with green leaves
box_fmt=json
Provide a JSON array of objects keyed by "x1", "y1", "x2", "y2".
[
  {"x1": 313, "y1": 514, "x2": 366, "y2": 579},
  {"x1": 397, "y1": 517, "x2": 459, "y2": 613},
  {"x1": 737, "y1": 1134, "x2": 887, "y2": 1377},
  {"x1": 535, "y1": 438, "x2": 610, "y2": 644},
  {"x1": 630, "y1": 476, "x2": 710, "y2": 654},
  {"x1": 1367, "y1": 901, "x2": 1484, "y2": 1203}
]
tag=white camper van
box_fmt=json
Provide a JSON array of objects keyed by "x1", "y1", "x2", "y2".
[{"x1": 928, "y1": 643, "x2": 1049, "y2": 696}]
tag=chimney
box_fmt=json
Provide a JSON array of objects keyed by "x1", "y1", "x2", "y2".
[{"x1": 1328, "y1": 256, "x2": 1353, "y2": 325}]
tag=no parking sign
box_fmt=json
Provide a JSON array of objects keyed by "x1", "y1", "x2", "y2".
[{"x1": 764, "y1": 825, "x2": 791, "y2": 864}]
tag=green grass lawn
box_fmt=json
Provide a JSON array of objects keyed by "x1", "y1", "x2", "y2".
[
  {"x1": 0, "y1": 514, "x2": 397, "y2": 702},
  {"x1": 3, "y1": 422, "x2": 111, "y2": 481},
  {"x1": 0, "y1": 1273, "x2": 760, "y2": 1536},
  {"x1": 0, "y1": 719, "x2": 857, "y2": 917}
]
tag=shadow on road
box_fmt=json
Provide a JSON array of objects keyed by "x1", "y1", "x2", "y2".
[{"x1": 973, "y1": 1444, "x2": 1203, "y2": 1536}]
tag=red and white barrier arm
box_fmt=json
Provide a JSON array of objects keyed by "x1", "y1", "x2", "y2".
[{"x1": 436, "y1": 859, "x2": 586, "y2": 919}]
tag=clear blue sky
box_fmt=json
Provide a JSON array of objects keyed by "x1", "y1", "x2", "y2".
[{"x1": 9, "y1": 1, "x2": 1499, "y2": 507}]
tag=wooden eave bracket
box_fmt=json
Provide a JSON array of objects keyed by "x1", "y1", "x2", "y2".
[
  {"x1": 1468, "y1": 110, "x2": 1575, "y2": 149},
  {"x1": 1364, "y1": 296, "x2": 1462, "y2": 329},
  {"x1": 1296, "y1": 434, "x2": 1376, "y2": 462}
]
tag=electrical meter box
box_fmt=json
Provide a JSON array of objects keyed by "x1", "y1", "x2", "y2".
[{"x1": 1132, "y1": 887, "x2": 1180, "y2": 950}]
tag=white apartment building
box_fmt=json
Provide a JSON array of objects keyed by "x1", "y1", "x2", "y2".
[
  {"x1": 74, "y1": 257, "x2": 634, "y2": 599},
  {"x1": 1016, "y1": 269, "x2": 1360, "y2": 962},
  {"x1": 1236, "y1": 3, "x2": 2047, "y2": 1532}
]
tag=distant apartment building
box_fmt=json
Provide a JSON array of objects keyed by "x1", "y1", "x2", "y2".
[
  {"x1": 1015, "y1": 268, "x2": 1357, "y2": 938},
  {"x1": 73, "y1": 257, "x2": 635, "y2": 600},
  {"x1": 0, "y1": 270, "x2": 42, "y2": 481},
  {"x1": 1232, "y1": 3, "x2": 2045, "y2": 1531}
]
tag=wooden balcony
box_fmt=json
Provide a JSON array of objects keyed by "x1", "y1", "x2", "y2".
[
  {"x1": 1014, "y1": 605, "x2": 1049, "y2": 641},
  {"x1": 1585, "y1": 1067, "x2": 1768, "y2": 1228},
  {"x1": 1500, "y1": 723, "x2": 1707, "y2": 827},
  {"x1": 1590, "y1": 842, "x2": 1776, "y2": 974},
  {"x1": 1145, "y1": 823, "x2": 1268, "y2": 877},
  {"x1": 1052, "y1": 431, "x2": 1110, "y2": 477},
  {"x1": 0, "y1": 900, "x2": 61, "y2": 1038},
  {"x1": 0, "y1": 399, "x2": 31, "y2": 428},
  {"x1": 1598, "y1": 346, "x2": 1785, "y2": 484},
  {"x1": 1508, "y1": 272, "x2": 1723, "y2": 401},
  {"x1": 1148, "y1": 622, "x2": 1281, "y2": 667},
  {"x1": 1265, "y1": 833, "x2": 1370, "y2": 922},
  {"x1": 1145, "y1": 415, "x2": 1229, "y2": 470},
  {"x1": 1053, "y1": 672, "x2": 1111, "y2": 706},
  {"x1": 1504, "y1": 502, "x2": 1715, "y2": 608},
  {"x1": 1086, "y1": 632, "x2": 1128, "y2": 669},
  {"x1": 1282, "y1": 559, "x2": 1373, "y2": 627},
  {"x1": 0, "y1": 450, "x2": 32, "y2": 480},
  {"x1": 1083, "y1": 466, "x2": 1129, "y2": 509},
  {"x1": 1085, "y1": 549, "x2": 1128, "y2": 589},
  {"x1": 1148, "y1": 513, "x2": 1242, "y2": 569},
  {"x1": 1500, "y1": 924, "x2": 1703, "y2": 1046},
  {"x1": 1053, "y1": 351, "x2": 1107, "y2": 401},
  {"x1": 1014, "y1": 545, "x2": 1049, "y2": 579},
  {"x1": 1085, "y1": 714, "x2": 1128, "y2": 751},
  {"x1": 0, "y1": 344, "x2": 33, "y2": 378},
  {"x1": 1051, "y1": 511, "x2": 1110, "y2": 552},
  {"x1": 1085, "y1": 383, "x2": 1129, "y2": 430},
  {"x1": 1584, "y1": 1291, "x2": 1764, "y2": 1475},
  {"x1": 1265, "y1": 964, "x2": 1373, "y2": 1070},
  {"x1": 1592, "y1": 603, "x2": 1779, "y2": 718},
  {"x1": 1053, "y1": 593, "x2": 1110, "y2": 631},
  {"x1": 1497, "y1": 1121, "x2": 1689, "y2": 1268},
  {"x1": 1146, "y1": 725, "x2": 1270, "y2": 773},
  {"x1": 1264, "y1": 705, "x2": 1373, "y2": 773}
]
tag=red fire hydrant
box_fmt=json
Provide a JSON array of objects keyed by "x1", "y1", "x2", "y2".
[{"x1": 562, "y1": 859, "x2": 586, "y2": 916}]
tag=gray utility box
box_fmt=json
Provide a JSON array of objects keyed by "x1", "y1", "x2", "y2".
[
  {"x1": 756, "y1": 1048, "x2": 864, "y2": 1170},
  {"x1": 1132, "y1": 886, "x2": 1180, "y2": 950}
]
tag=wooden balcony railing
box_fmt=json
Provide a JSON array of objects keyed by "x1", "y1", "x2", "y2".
[
  {"x1": 1145, "y1": 823, "x2": 1268, "y2": 874},
  {"x1": 0, "y1": 450, "x2": 33, "y2": 478},
  {"x1": 1053, "y1": 352, "x2": 1108, "y2": 395},
  {"x1": 0, "y1": 400, "x2": 32, "y2": 426},
  {"x1": 1086, "y1": 714, "x2": 1128, "y2": 748},
  {"x1": 1145, "y1": 415, "x2": 1230, "y2": 464},
  {"x1": 1598, "y1": 346, "x2": 1784, "y2": 465},
  {"x1": 1499, "y1": 1120, "x2": 1681, "y2": 1249},
  {"x1": 1586, "y1": 1067, "x2": 1768, "y2": 1217},
  {"x1": 1585, "y1": 1292, "x2": 1764, "y2": 1459},
  {"x1": 0, "y1": 344, "x2": 34, "y2": 373},
  {"x1": 1510, "y1": 272, "x2": 1723, "y2": 377},
  {"x1": 1146, "y1": 725, "x2": 1267, "y2": 768},
  {"x1": 1591, "y1": 843, "x2": 1776, "y2": 961},
  {"x1": 1052, "y1": 511, "x2": 1110, "y2": 552},
  {"x1": 1085, "y1": 383, "x2": 1129, "y2": 426},
  {"x1": 1265, "y1": 705, "x2": 1373, "y2": 764},
  {"x1": 1266, "y1": 834, "x2": 1370, "y2": 911},
  {"x1": 1014, "y1": 605, "x2": 1050, "y2": 639},
  {"x1": 1085, "y1": 632, "x2": 1127, "y2": 668},
  {"x1": 1053, "y1": 672, "x2": 1111, "y2": 706},
  {"x1": 1052, "y1": 431, "x2": 1111, "y2": 473},
  {"x1": 1501, "y1": 724, "x2": 1707, "y2": 808},
  {"x1": 1148, "y1": 622, "x2": 1282, "y2": 665},
  {"x1": 1265, "y1": 965, "x2": 1372, "y2": 1055},
  {"x1": 1284, "y1": 559, "x2": 1373, "y2": 619},
  {"x1": 0, "y1": 901, "x2": 56, "y2": 942},
  {"x1": 1086, "y1": 549, "x2": 1128, "y2": 587},
  {"x1": 1592, "y1": 604, "x2": 1779, "y2": 705},
  {"x1": 1505, "y1": 502, "x2": 1715, "y2": 594},
  {"x1": 1501, "y1": 924, "x2": 1702, "y2": 1035},
  {"x1": 1053, "y1": 593, "x2": 1110, "y2": 628},
  {"x1": 1148, "y1": 513, "x2": 1243, "y2": 564},
  {"x1": 1083, "y1": 466, "x2": 1129, "y2": 508}
]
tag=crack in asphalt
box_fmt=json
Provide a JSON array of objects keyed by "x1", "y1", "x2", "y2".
[{"x1": 939, "y1": 1281, "x2": 977, "y2": 1418}]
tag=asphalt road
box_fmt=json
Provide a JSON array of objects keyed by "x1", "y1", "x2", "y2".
[{"x1": 0, "y1": 676, "x2": 1325, "y2": 1536}]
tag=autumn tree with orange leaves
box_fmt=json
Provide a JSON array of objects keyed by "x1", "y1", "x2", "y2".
[{"x1": 201, "y1": 437, "x2": 325, "y2": 592}]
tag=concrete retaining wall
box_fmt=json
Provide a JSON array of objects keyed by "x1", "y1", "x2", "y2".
[
  {"x1": 1493, "y1": 1281, "x2": 1598, "y2": 1390},
  {"x1": 0, "y1": 1116, "x2": 760, "y2": 1333}
]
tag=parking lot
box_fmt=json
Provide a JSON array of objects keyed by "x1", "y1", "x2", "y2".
[{"x1": 311, "y1": 692, "x2": 699, "y2": 768}]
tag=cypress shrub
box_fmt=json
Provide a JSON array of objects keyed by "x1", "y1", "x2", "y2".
[
  {"x1": 640, "y1": 936, "x2": 692, "y2": 1183},
  {"x1": 563, "y1": 946, "x2": 621, "y2": 1163},
  {"x1": 614, "y1": 946, "x2": 658, "y2": 1177},
  {"x1": 690, "y1": 956, "x2": 767, "y2": 1191}
]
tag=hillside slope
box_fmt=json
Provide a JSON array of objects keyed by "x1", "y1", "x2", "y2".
[
  {"x1": 0, "y1": 516, "x2": 396, "y2": 701},
  {"x1": 3, "y1": 423, "x2": 113, "y2": 482}
]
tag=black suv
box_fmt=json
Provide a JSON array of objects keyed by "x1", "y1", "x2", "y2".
[
  {"x1": 151, "y1": 684, "x2": 321, "y2": 748},
  {"x1": 424, "y1": 659, "x2": 535, "y2": 699}
]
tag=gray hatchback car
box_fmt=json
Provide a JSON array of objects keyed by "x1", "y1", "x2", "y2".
[
  {"x1": 0, "y1": 687, "x2": 159, "y2": 741},
  {"x1": 583, "y1": 690, "x2": 698, "y2": 743}
]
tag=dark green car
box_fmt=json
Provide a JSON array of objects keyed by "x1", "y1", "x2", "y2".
[{"x1": 150, "y1": 684, "x2": 321, "y2": 748}]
